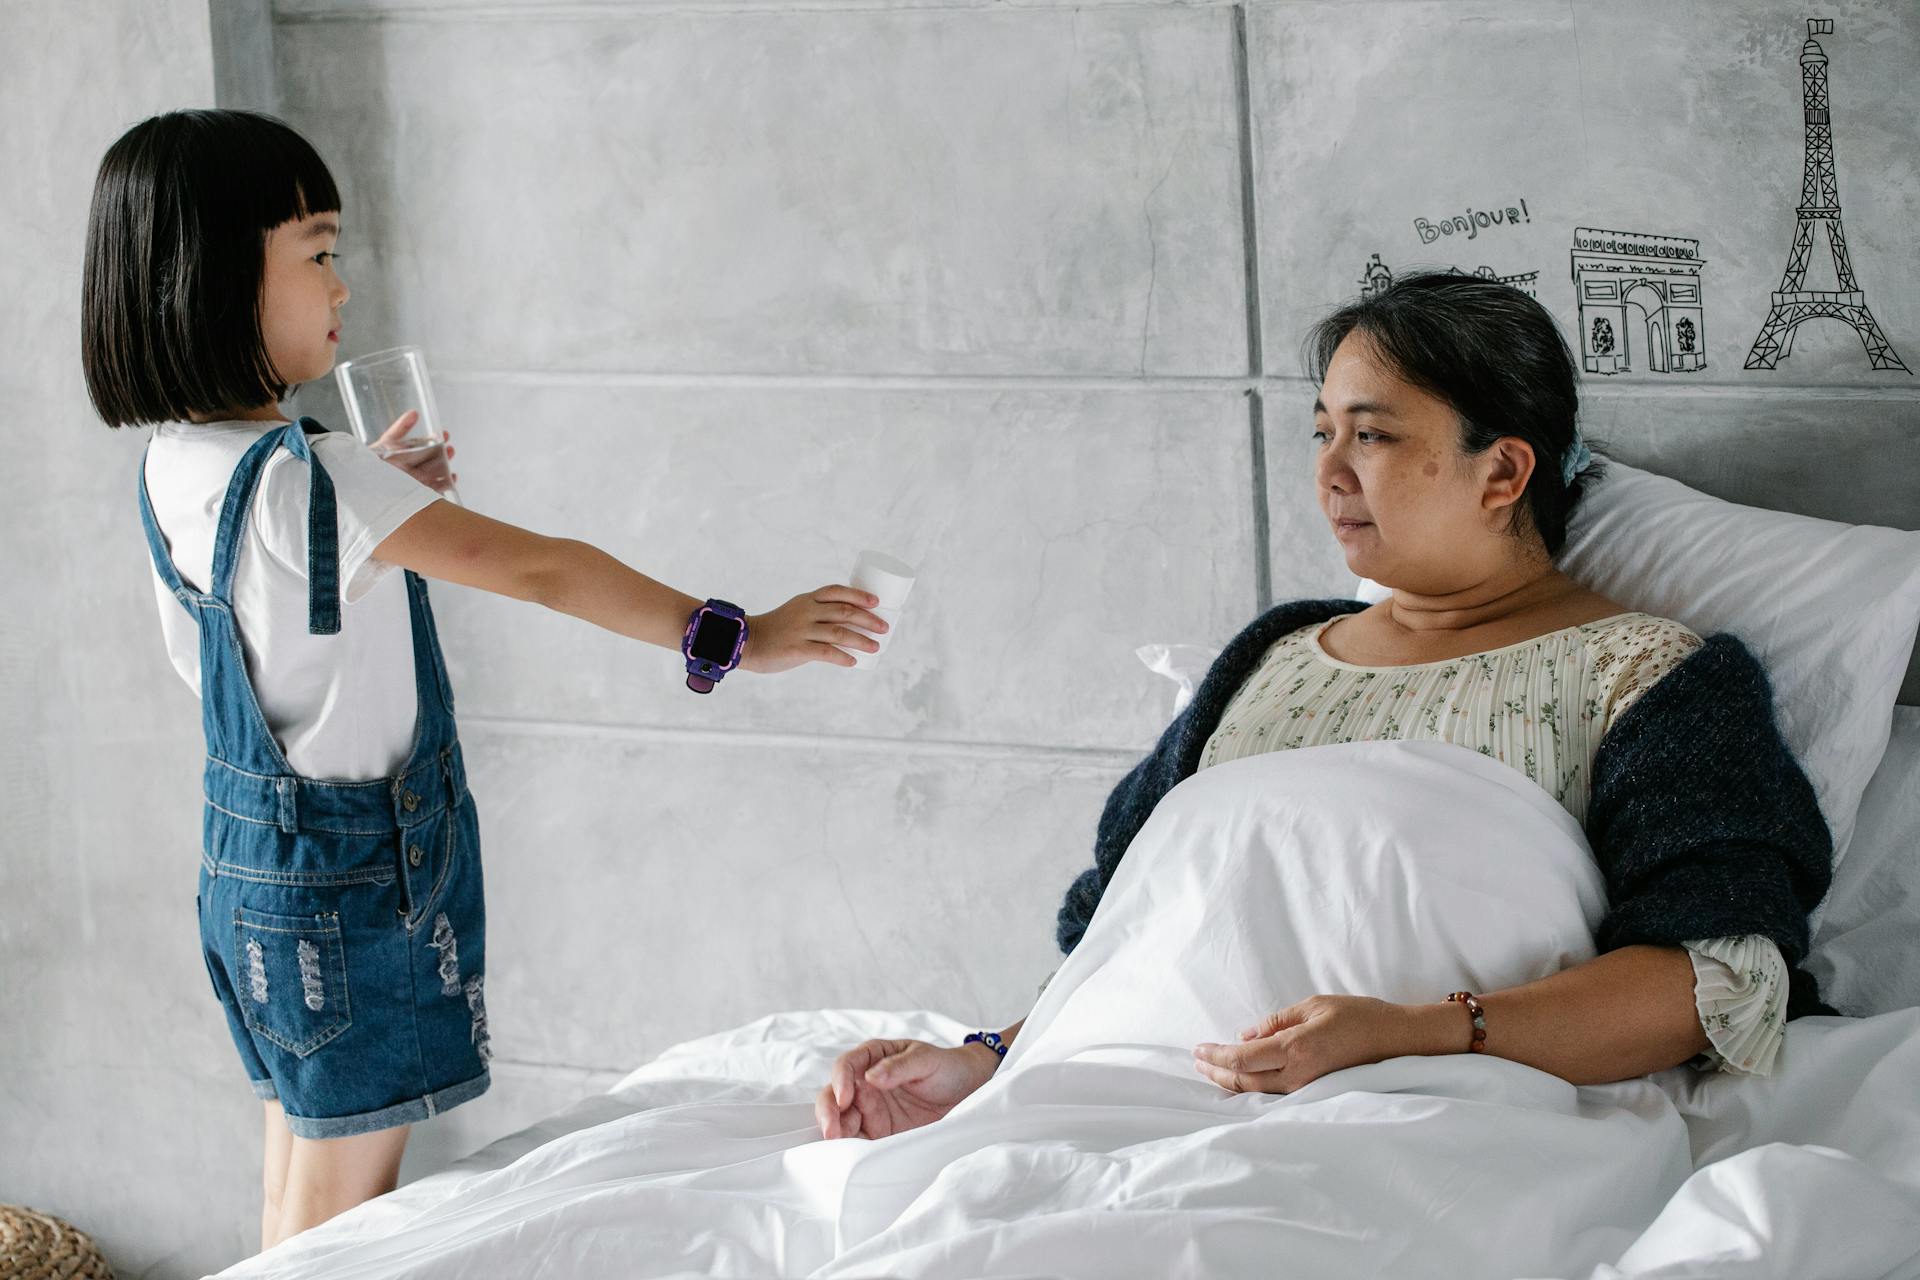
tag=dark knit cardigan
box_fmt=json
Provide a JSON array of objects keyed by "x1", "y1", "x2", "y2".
[{"x1": 1056, "y1": 598, "x2": 1837, "y2": 1019}]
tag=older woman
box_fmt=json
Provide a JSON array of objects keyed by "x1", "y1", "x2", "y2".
[{"x1": 815, "y1": 272, "x2": 1831, "y2": 1141}]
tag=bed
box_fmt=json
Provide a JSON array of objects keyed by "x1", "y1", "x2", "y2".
[{"x1": 212, "y1": 457, "x2": 1920, "y2": 1280}]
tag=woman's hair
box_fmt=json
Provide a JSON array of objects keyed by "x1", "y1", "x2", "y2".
[
  {"x1": 82, "y1": 110, "x2": 341, "y2": 427},
  {"x1": 1301, "y1": 271, "x2": 1601, "y2": 557}
]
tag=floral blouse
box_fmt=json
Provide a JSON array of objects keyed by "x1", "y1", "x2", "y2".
[{"x1": 1196, "y1": 611, "x2": 1788, "y2": 1075}]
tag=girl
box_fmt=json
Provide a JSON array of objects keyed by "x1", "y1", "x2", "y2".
[{"x1": 80, "y1": 109, "x2": 890, "y2": 1253}]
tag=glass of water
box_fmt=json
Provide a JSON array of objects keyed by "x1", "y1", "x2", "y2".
[{"x1": 335, "y1": 345, "x2": 461, "y2": 504}]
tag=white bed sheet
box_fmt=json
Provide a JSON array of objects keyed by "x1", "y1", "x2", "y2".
[
  {"x1": 211, "y1": 1009, "x2": 1920, "y2": 1280},
  {"x1": 216, "y1": 744, "x2": 1920, "y2": 1280}
]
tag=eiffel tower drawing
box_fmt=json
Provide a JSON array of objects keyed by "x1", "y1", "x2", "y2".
[{"x1": 1745, "y1": 18, "x2": 1907, "y2": 373}]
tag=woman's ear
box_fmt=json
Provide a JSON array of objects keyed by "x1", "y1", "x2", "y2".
[{"x1": 1479, "y1": 437, "x2": 1535, "y2": 514}]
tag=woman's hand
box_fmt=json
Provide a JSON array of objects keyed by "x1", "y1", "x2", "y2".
[
  {"x1": 742, "y1": 587, "x2": 890, "y2": 673},
  {"x1": 815, "y1": 1038, "x2": 999, "y2": 1140},
  {"x1": 372, "y1": 409, "x2": 457, "y2": 495},
  {"x1": 1194, "y1": 995, "x2": 1436, "y2": 1095}
]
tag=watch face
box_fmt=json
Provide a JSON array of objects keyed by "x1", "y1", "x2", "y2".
[{"x1": 690, "y1": 612, "x2": 744, "y2": 664}]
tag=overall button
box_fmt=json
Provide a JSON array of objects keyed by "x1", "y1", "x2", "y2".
[
  {"x1": 402, "y1": 790, "x2": 419, "y2": 812},
  {"x1": 407, "y1": 844, "x2": 424, "y2": 868}
]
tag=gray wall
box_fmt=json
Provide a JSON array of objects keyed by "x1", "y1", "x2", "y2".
[
  {"x1": 0, "y1": 0, "x2": 254, "y2": 1271},
  {"x1": 3, "y1": 0, "x2": 1916, "y2": 1276}
]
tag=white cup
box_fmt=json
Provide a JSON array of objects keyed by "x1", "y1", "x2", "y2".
[{"x1": 847, "y1": 551, "x2": 915, "y2": 669}]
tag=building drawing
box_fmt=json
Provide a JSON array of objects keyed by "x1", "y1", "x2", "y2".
[
  {"x1": 1745, "y1": 18, "x2": 1906, "y2": 372},
  {"x1": 1570, "y1": 228, "x2": 1707, "y2": 375},
  {"x1": 1358, "y1": 253, "x2": 1394, "y2": 298},
  {"x1": 1468, "y1": 264, "x2": 1538, "y2": 298},
  {"x1": 1355, "y1": 255, "x2": 1536, "y2": 300}
]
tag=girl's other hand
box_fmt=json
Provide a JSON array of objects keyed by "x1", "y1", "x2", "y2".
[
  {"x1": 741, "y1": 585, "x2": 890, "y2": 674},
  {"x1": 372, "y1": 409, "x2": 458, "y2": 495}
]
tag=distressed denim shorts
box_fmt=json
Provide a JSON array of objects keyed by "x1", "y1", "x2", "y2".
[{"x1": 196, "y1": 786, "x2": 491, "y2": 1140}]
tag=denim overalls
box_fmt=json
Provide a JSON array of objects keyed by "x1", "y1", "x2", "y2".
[{"x1": 139, "y1": 419, "x2": 489, "y2": 1139}]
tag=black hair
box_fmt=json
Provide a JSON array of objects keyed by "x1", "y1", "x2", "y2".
[
  {"x1": 1302, "y1": 270, "x2": 1602, "y2": 558},
  {"x1": 82, "y1": 109, "x2": 341, "y2": 427}
]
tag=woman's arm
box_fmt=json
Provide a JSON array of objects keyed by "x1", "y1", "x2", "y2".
[
  {"x1": 1194, "y1": 944, "x2": 1708, "y2": 1094},
  {"x1": 372, "y1": 500, "x2": 887, "y2": 672},
  {"x1": 1401, "y1": 944, "x2": 1707, "y2": 1083}
]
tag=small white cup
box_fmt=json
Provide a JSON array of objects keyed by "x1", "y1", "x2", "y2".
[{"x1": 847, "y1": 551, "x2": 915, "y2": 669}]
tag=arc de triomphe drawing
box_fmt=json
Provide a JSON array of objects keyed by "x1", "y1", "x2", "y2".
[{"x1": 1571, "y1": 227, "x2": 1707, "y2": 375}]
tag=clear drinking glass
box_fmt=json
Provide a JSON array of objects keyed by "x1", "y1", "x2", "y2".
[{"x1": 334, "y1": 345, "x2": 461, "y2": 505}]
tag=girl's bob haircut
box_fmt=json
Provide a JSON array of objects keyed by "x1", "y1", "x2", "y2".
[{"x1": 82, "y1": 109, "x2": 340, "y2": 427}]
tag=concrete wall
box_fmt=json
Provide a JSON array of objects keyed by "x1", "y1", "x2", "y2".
[
  {"x1": 3, "y1": 0, "x2": 1916, "y2": 1276},
  {"x1": 0, "y1": 0, "x2": 249, "y2": 1271}
]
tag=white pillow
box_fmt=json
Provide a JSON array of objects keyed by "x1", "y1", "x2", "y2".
[
  {"x1": 1358, "y1": 458, "x2": 1920, "y2": 867},
  {"x1": 1808, "y1": 706, "x2": 1920, "y2": 1015}
]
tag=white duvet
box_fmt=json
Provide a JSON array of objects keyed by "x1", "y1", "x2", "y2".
[{"x1": 219, "y1": 742, "x2": 1920, "y2": 1279}]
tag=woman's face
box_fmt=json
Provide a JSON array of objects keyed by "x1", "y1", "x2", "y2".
[
  {"x1": 1312, "y1": 332, "x2": 1537, "y2": 594},
  {"x1": 258, "y1": 211, "x2": 349, "y2": 394}
]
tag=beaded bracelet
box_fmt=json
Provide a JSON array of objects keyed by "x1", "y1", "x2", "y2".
[
  {"x1": 963, "y1": 1030, "x2": 1008, "y2": 1058},
  {"x1": 1446, "y1": 991, "x2": 1488, "y2": 1053}
]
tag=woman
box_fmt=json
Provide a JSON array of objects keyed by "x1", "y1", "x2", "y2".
[{"x1": 815, "y1": 272, "x2": 1833, "y2": 1141}]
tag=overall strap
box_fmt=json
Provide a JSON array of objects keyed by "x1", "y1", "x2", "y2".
[
  {"x1": 136, "y1": 444, "x2": 188, "y2": 599},
  {"x1": 207, "y1": 419, "x2": 342, "y2": 634}
]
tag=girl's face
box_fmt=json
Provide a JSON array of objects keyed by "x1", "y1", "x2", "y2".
[
  {"x1": 1311, "y1": 332, "x2": 1538, "y2": 595},
  {"x1": 259, "y1": 211, "x2": 349, "y2": 396}
]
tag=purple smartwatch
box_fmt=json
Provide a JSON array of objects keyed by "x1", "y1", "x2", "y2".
[{"x1": 682, "y1": 599, "x2": 749, "y2": 694}]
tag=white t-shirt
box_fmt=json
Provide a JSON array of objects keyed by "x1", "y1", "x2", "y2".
[{"x1": 143, "y1": 420, "x2": 441, "y2": 782}]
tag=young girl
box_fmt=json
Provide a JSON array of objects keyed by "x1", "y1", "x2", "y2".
[{"x1": 80, "y1": 109, "x2": 890, "y2": 1253}]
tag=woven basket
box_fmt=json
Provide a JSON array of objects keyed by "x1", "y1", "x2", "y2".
[{"x1": 0, "y1": 1205, "x2": 114, "y2": 1280}]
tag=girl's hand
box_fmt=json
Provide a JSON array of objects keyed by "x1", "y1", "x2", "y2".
[
  {"x1": 372, "y1": 410, "x2": 458, "y2": 495},
  {"x1": 1193, "y1": 995, "x2": 1422, "y2": 1095},
  {"x1": 815, "y1": 1038, "x2": 999, "y2": 1140},
  {"x1": 741, "y1": 586, "x2": 890, "y2": 674}
]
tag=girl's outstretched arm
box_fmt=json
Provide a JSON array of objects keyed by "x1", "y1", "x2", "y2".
[{"x1": 372, "y1": 501, "x2": 887, "y2": 672}]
